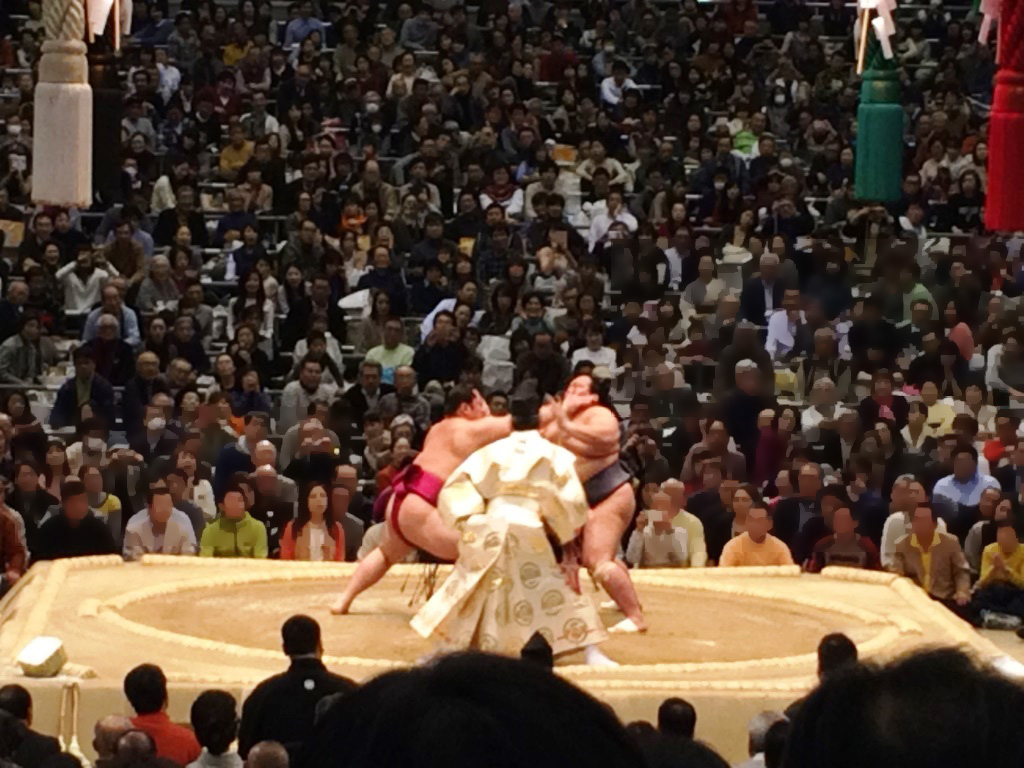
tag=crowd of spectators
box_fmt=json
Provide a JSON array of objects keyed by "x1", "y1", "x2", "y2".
[{"x1": 0, "y1": 0, "x2": 1022, "y2": 762}]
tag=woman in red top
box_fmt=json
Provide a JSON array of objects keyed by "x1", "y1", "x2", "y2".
[{"x1": 280, "y1": 482, "x2": 345, "y2": 562}]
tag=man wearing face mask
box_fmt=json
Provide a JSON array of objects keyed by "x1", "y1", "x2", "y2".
[
  {"x1": 67, "y1": 417, "x2": 110, "y2": 476},
  {"x1": 130, "y1": 405, "x2": 180, "y2": 465}
]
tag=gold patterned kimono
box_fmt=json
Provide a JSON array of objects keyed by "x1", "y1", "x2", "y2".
[{"x1": 411, "y1": 430, "x2": 607, "y2": 656}]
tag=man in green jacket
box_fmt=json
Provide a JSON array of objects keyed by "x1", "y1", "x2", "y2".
[{"x1": 200, "y1": 474, "x2": 268, "y2": 558}]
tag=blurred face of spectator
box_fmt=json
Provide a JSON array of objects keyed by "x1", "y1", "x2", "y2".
[
  {"x1": 83, "y1": 467, "x2": 103, "y2": 495},
  {"x1": 832, "y1": 506, "x2": 855, "y2": 537},
  {"x1": 998, "y1": 523, "x2": 1019, "y2": 555},
  {"x1": 223, "y1": 489, "x2": 247, "y2": 519},
  {"x1": 747, "y1": 507, "x2": 770, "y2": 541},
  {"x1": 169, "y1": 359, "x2": 192, "y2": 386},
  {"x1": 64, "y1": 489, "x2": 89, "y2": 522},
  {"x1": 97, "y1": 315, "x2": 118, "y2": 341},
  {"x1": 911, "y1": 505, "x2": 936, "y2": 541},
  {"x1": 360, "y1": 363, "x2": 382, "y2": 392},
  {"x1": 395, "y1": 367, "x2": 415, "y2": 395},
  {"x1": 953, "y1": 450, "x2": 977, "y2": 482},
  {"x1": 149, "y1": 486, "x2": 174, "y2": 525},
  {"x1": 137, "y1": 352, "x2": 160, "y2": 380},
  {"x1": 101, "y1": 286, "x2": 122, "y2": 314},
  {"x1": 16, "y1": 464, "x2": 38, "y2": 493},
  {"x1": 434, "y1": 314, "x2": 454, "y2": 342},
  {"x1": 245, "y1": 415, "x2": 268, "y2": 445},
  {"x1": 383, "y1": 320, "x2": 404, "y2": 348},
  {"x1": 798, "y1": 465, "x2": 821, "y2": 498},
  {"x1": 300, "y1": 361, "x2": 322, "y2": 391}
]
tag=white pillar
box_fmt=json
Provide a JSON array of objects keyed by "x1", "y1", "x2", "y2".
[{"x1": 32, "y1": 0, "x2": 92, "y2": 207}]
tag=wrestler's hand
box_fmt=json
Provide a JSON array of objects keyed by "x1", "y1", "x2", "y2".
[{"x1": 560, "y1": 539, "x2": 582, "y2": 595}]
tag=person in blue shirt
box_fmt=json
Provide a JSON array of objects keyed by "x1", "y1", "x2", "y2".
[{"x1": 283, "y1": 0, "x2": 325, "y2": 47}]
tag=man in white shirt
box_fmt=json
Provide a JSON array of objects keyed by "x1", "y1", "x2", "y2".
[
  {"x1": 570, "y1": 321, "x2": 617, "y2": 371},
  {"x1": 801, "y1": 377, "x2": 850, "y2": 437},
  {"x1": 56, "y1": 249, "x2": 114, "y2": 315},
  {"x1": 123, "y1": 482, "x2": 197, "y2": 559},
  {"x1": 599, "y1": 60, "x2": 637, "y2": 106},
  {"x1": 626, "y1": 499, "x2": 690, "y2": 568},
  {"x1": 765, "y1": 288, "x2": 807, "y2": 361},
  {"x1": 587, "y1": 190, "x2": 638, "y2": 252}
]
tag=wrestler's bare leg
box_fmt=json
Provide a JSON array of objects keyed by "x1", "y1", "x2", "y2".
[
  {"x1": 582, "y1": 484, "x2": 646, "y2": 633},
  {"x1": 330, "y1": 525, "x2": 411, "y2": 614},
  {"x1": 331, "y1": 496, "x2": 460, "y2": 615}
]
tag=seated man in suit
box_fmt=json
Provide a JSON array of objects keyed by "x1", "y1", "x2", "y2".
[{"x1": 892, "y1": 501, "x2": 972, "y2": 622}]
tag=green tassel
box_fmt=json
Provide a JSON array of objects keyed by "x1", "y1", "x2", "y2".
[{"x1": 854, "y1": 31, "x2": 904, "y2": 203}]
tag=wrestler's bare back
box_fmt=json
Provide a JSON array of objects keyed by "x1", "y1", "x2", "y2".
[{"x1": 414, "y1": 414, "x2": 514, "y2": 477}]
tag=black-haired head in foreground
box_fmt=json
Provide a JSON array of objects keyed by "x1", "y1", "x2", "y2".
[
  {"x1": 784, "y1": 648, "x2": 1024, "y2": 768},
  {"x1": 300, "y1": 652, "x2": 643, "y2": 768}
]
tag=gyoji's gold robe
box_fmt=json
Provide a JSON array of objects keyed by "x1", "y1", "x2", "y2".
[{"x1": 411, "y1": 430, "x2": 607, "y2": 656}]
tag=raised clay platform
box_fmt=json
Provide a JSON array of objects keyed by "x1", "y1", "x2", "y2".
[{"x1": 0, "y1": 556, "x2": 1007, "y2": 763}]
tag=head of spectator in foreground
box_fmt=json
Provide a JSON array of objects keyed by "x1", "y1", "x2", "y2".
[
  {"x1": 282, "y1": 614, "x2": 323, "y2": 659},
  {"x1": 747, "y1": 711, "x2": 787, "y2": 759},
  {"x1": 0, "y1": 685, "x2": 31, "y2": 725},
  {"x1": 952, "y1": 443, "x2": 979, "y2": 483},
  {"x1": 247, "y1": 740, "x2": 290, "y2": 768},
  {"x1": 93, "y1": 715, "x2": 134, "y2": 761},
  {"x1": 123, "y1": 664, "x2": 168, "y2": 716},
  {"x1": 817, "y1": 633, "x2": 858, "y2": 680},
  {"x1": 785, "y1": 649, "x2": 1024, "y2": 768},
  {"x1": 303, "y1": 652, "x2": 642, "y2": 768},
  {"x1": 190, "y1": 690, "x2": 238, "y2": 758},
  {"x1": 657, "y1": 697, "x2": 696, "y2": 739}
]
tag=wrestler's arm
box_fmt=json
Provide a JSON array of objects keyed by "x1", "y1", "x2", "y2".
[
  {"x1": 556, "y1": 408, "x2": 621, "y2": 458},
  {"x1": 462, "y1": 415, "x2": 514, "y2": 446}
]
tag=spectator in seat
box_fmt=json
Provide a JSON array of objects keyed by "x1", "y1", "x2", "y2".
[
  {"x1": 122, "y1": 481, "x2": 197, "y2": 559},
  {"x1": 719, "y1": 505, "x2": 795, "y2": 567},
  {"x1": 124, "y1": 664, "x2": 201, "y2": 766},
  {"x1": 357, "y1": 245, "x2": 408, "y2": 317},
  {"x1": 200, "y1": 474, "x2": 268, "y2": 558},
  {"x1": 0, "y1": 685, "x2": 59, "y2": 767},
  {"x1": 239, "y1": 615, "x2": 356, "y2": 761},
  {"x1": 279, "y1": 481, "x2": 344, "y2": 561},
  {"x1": 121, "y1": 350, "x2": 170, "y2": 436},
  {"x1": 280, "y1": 356, "x2": 338, "y2": 433},
  {"x1": 807, "y1": 498, "x2": 881, "y2": 572},
  {"x1": 365, "y1": 318, "x2": 415, "y2": 386},
  {"x1": 49, "y1": 345, "x2": 116, "y2": 429},
  {"x1": 971, "y1": 517, "x2": 1024, "y2": 621},
  {"x1": 626, "y1": 492, "x2": 692, "y2": 568},
  {"x1": 0, "y1": 312, "x2": 56, "y2": 386},
  {"x1": 33, "y1": 477, "x2": 118, "y2": 561},
  {"x1": 249, "y1": 464, "x2": 295, "y2": 557},
  {"x1": 213, "y1": 412, "x2": 269, "y2": 501},
  {"x1": 83, "y1": 284, "x2": 142, "y2": 350},
  {"x1": 8, "y1": 459, "x2": 58, "y2": 556},
  {"x1": 932, "y1": 443, "x2": 1001, "y2": 508},
  {"x1": 412, "y1": 311, "x2": 465, "y2": 390},
  {"x1": 740, "y1": 253, "x2": 787, "y2": 323},
  {"x1": 378, "y1": 365, "x2": 432, "y2": 435},
  {"x1": 892, "y1": 502, "x2": 972, "y2": 620},
  {"x1": 81, "y1": 313, "x2": 136, "y2": 387},
  {"x1": 189, "y1": 690, "x2": 242, "y2": 768},
  {"x1": 657, "y1": 697, "x2": 696, "y2": 739},
  {"x1": 153, "y1": 185, "x2": 208, "y2": 248}
]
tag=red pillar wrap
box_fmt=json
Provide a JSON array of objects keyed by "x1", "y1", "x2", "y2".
[{"x1": 986, "y1": 0, "x2": 1024, "y2": 232}]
